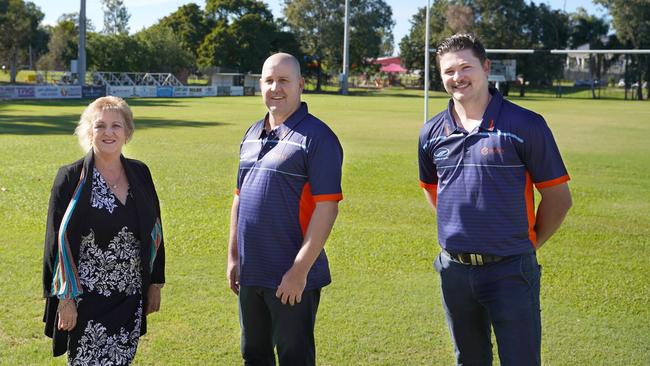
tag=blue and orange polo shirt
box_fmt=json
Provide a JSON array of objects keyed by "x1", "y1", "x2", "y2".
[
  {"x1": 236, "y1": 102, "x2": 343, "y2": 290},
  {"x1": 418, "y1": 89, "x2": 569, "y2": 256}
]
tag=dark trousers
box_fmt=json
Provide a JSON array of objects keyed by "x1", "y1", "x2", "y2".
[
  {"x1": 434, "y1": 251, "x2": 542, "y2": 366},
  {"x1": 239, "y1": 286, "x2": 321, "y2": 366}
]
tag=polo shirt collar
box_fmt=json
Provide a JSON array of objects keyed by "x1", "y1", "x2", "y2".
[
  {"x1": 479, "y1": 88, "x2": 503, "y2": 132},
  {"x1": 443, "y1": 87, "x2": 503, "y2": 136},
  {"x1": 260, "y1": 102, "x2": 308, "y2": 138}
]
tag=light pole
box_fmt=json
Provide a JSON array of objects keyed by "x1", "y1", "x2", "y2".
[
  {"x1": 424, "y1": 0, "x2": 431, "y2": 122},
  {"x1": 78, "y1": 0, "x2": 87, "y2": 86},
  {"x1": 341, "y1": 0, "x2": 350, "y2": 95}
]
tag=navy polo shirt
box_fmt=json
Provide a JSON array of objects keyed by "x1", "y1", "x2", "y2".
[
  {"x1": 236, "y1": 102, "x2": 343, "y2": 290},
  {"x1": 418, "y1": 89, "x2": 569, "y2": 256}
]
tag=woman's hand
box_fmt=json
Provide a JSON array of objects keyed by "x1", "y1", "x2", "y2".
[
  {"x1": 57, "y1": 299, "x2": 77, "y2": 331},
  {"x1": 146, "y1": 284, "x2": 162, "y2": 315}
]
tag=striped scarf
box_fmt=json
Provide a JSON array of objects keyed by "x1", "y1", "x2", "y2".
[{"x1": 51, "y1": 167, "x2": 162, "y2": 299}]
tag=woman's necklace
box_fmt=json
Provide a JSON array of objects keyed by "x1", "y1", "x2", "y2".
[{"x1": 102, "y1": 168, "x2": 123, "y2": 189}]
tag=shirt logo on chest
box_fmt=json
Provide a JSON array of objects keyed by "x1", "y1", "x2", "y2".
[
  {"x1": 480, "y1": 146, "x2": 505, "y2": 156},
  {"x1": 434, "y1": 148, "x2": 450, "y2": 161}
]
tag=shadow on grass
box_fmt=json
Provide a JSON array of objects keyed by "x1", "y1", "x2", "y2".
[{"x1": 0, "y1": 114, "x2": 226, "y2": 135}]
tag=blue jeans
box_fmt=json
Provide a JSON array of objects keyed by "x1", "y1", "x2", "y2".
[
  {"x1": 238, "y1": 286, "x2": 321, "y2": 366},
  {"x1": 434, "y1": 251, "x2": 542, "y2": 366}
]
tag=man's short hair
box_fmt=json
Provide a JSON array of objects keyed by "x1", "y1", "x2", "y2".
[{"x1": 436, "y1": 34, "x2": 487, "y2": 67}]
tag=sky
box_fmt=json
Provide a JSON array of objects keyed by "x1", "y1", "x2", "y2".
[{"x1": 31, "y1": 0, "x2": 608, "y2": 54}]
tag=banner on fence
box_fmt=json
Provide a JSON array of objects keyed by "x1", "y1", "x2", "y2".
[
  {"x1": 202, "y1": 86, "x2": 217, "y2": 96},
  {"x1": 1, "y1": 84, "x2": 249, "y2": 99},
  {"x1": 156, "y1": 86, "x2": 173, "y2": 97},
  {"x1": 35, "y1": 86, "x2": 81, "y2": 99},
  {"x1": 217, "y1": 86, "x2": 231, "y2": 96},
  {"x1": 230, "y1": 86, "x2": 244, "y2": 96},
  {"x1": 188, "y1": 87, "x2": 205, "y2": 97},
  {"x1": 82, "y1": 86, "x2": 107, "y2": 99},
  {"x1": 0, "y1": 86, "x2": 16, "y2": 98},
  {"x1": 173, "y1": 86, "x2": 189, "y2": 97},
  {"x1": 108, "y1": 86, "x2": 135, "y2": 98},
  {"x1": 17, "y1": 86, "x2": 36, "y2": 98},
  {"x1": 135, "y1": 86, "x2": 157, "y2": 97}
]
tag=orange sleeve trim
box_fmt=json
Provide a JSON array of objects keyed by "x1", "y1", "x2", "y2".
[
  {"x1": 234, "y1": 189, "x2": 240, "y2": 196},
  {"x1": 535, "y1": 175, "x2": 570, "y2": 189},
  {"x1": 419, "y1": 181, "x2": 438, "y2": 192},
  {"x1": 313, "y1": 193, "x2": 343, "y2": 202},
  {"x1": 525, "y1": 172, "x2": 537, "y2": 247}
]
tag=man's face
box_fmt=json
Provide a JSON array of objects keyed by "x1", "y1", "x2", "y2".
[
  {"x1": 260, "y1": 58, "x2": 304, "y2": 121},
  {"x1": 439, "y1": 49, "x2": 490, "y2": 104}
]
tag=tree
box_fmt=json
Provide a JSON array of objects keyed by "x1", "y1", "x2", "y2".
[
  {"x1": 398, "y1": 0, "x2": 570, "y2": 89},
  {"x1": 135, "y1": 25, "x2": 195, "y2": 74},
  {"x1": 197, "y1": 14, "x2": 277, "y2": 73},
  {"x1": 595, "y1": 0, "x2": 650, "y2": 99},
  {"x1": 283, "y1": 0, "x2": 394, "y2": 91},
  {"x1": 518, "y1": 3, "x2": 570, "y2": 88},
  {"x1": 205, "y1": 0, "x2": 273, "y2": 23},
  {"x1": 158, "y1": 3, "x2": 213, "y2": 60},
  {"x1": 0, "y1": 0, "x2": 44, "y2": 83},
  {"x1": 101, "y1": 0, "x2": 130, "y2": 35},
  {"x1": 87, "y1": 32, "x2": 143, "y2": 71},
  {"x1": 197, "y1": 0, "x2": 302, "y2": 74},
  {"x1": 398, "y1": 1, "x2": 453, "y2": 89},
  {"x1": 37, "y1": 17, "x2": 78, "y2": 71},
  {"x1": 568, "y1": 7, "x2": 609, "y2": 98}
]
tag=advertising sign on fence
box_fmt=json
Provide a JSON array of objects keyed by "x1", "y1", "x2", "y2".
[
  {"x1": 0, "y1": 86, "x2": 16, "y2": 98},
  {"x1": 217, "y1": 86, "x2": 231, "y2": 96},
  {"x1": 108, "y1": 86, "x2": 135, "y2": 98},
  {"x1": 156, "y1": 86, "x2": 173, "y2": 97},
  {"x1": 35, "y1": 86, "x2": 81, "y2": 99},
  {"x1": 230, "y1": 86, "x2": 244, "y2": 96},
  {"x1": 202, "y1": 86, "x2": 217, "y2": 96},
  {"x1": 59, "y1": 86, "x2": 82, "y2": 98},
  {"x1": 173, "y1": 86, "x2": 189, "y2": 97},
  {"x1": 135, "y1": 86, "x2": 157, "y2": 97},
  {"x1": 17, "y1": 86, "x2": 36, "y2": 98},
  {"x1": 2, "y1": 83, "x2": 250, "y2": 100},
  {"x1": 188, "y1": 87, "x2": 205, "y2": 97},
  {"x1": 82, "y1": 86, "x2": 107, "y2": 99}
]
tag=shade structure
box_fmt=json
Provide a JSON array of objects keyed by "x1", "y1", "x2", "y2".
[{"x1": 380, "y1": 63, "x2": 407, "y2": 73}]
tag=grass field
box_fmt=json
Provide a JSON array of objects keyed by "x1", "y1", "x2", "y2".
[{"x1": 1, "y1": 90, "x2": 649, "y2": 365}]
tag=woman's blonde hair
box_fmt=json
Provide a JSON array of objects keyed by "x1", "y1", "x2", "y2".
[{"x1": 75, "y1": 96, "x2": 135, "y2": 151}]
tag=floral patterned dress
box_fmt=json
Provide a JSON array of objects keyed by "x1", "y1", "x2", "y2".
[{"x1": 67, "y1": 167, "x2": 143, "y2": 366}]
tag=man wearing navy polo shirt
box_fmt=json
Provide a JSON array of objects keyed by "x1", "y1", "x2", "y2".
[
  {"x1": 227, "y1": 53, "x2": 343, "y2": 366},
  {"x1": 418, "y1": 34, "x2": 572, "y2": 365}
]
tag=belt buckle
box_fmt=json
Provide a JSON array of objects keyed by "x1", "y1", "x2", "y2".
[{"x1": 462, "y1": 253, "x2": 484, "y2": 265}]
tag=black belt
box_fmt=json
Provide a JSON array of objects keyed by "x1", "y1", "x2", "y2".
[{"x1": 444, "y1": 250, "x2": 505, "y2": 266}]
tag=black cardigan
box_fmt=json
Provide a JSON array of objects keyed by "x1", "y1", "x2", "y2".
[{"x1": 42, "y1": 151, "x2": 165, "y2": 356}]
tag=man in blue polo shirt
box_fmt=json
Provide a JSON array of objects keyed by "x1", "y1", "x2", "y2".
[
  {"x1": 227, "y1": 53, "x2": 343, "y2": 366},
  {"x1": 418, "y1": 34, "x2": 572, "y2": 365}
]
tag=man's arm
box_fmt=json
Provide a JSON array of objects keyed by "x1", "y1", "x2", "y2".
[
  {"x1": 534, "y1": 183, "x2": 572, "y2": 249},
  {"x1": 226, "y1": 195, "x2": 240, "y2": 295},
  {"x1": 276, "y1": 201, "x2": 339, "y2": 305},
  {"x1": 422, "y1": 186, "x2": 438, "y2": 212}
]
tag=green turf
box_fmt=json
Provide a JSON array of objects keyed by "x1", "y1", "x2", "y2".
[{"x1": 1, "y1": 91, "x2": 649, "y2": 365}]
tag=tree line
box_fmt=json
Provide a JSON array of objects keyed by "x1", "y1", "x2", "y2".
[
  {"x1": 1, "y1": 0, "x2": 648, "y2": 97},
  {"x1": 399, "y1": 0, "x2": 650, "y2": 99},
  {"x1": 0, "y1": 0, "x2": 393, "y2": 90}
]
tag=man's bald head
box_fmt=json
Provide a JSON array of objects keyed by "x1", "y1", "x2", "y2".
[
  {"x1": 259, "y1": 53, "x2": 305, "y2": 125},
  {"x1": 261, "y1": 53, "x2": 301, "y2": 79}
]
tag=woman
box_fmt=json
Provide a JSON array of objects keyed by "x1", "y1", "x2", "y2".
[{"x1": 42, "y1": 96, "x2": 165, "y2": 365}]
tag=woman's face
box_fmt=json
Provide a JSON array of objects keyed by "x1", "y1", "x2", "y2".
[{"x1": 91, "y1": 109, "x2": 127, "y2": 156}]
